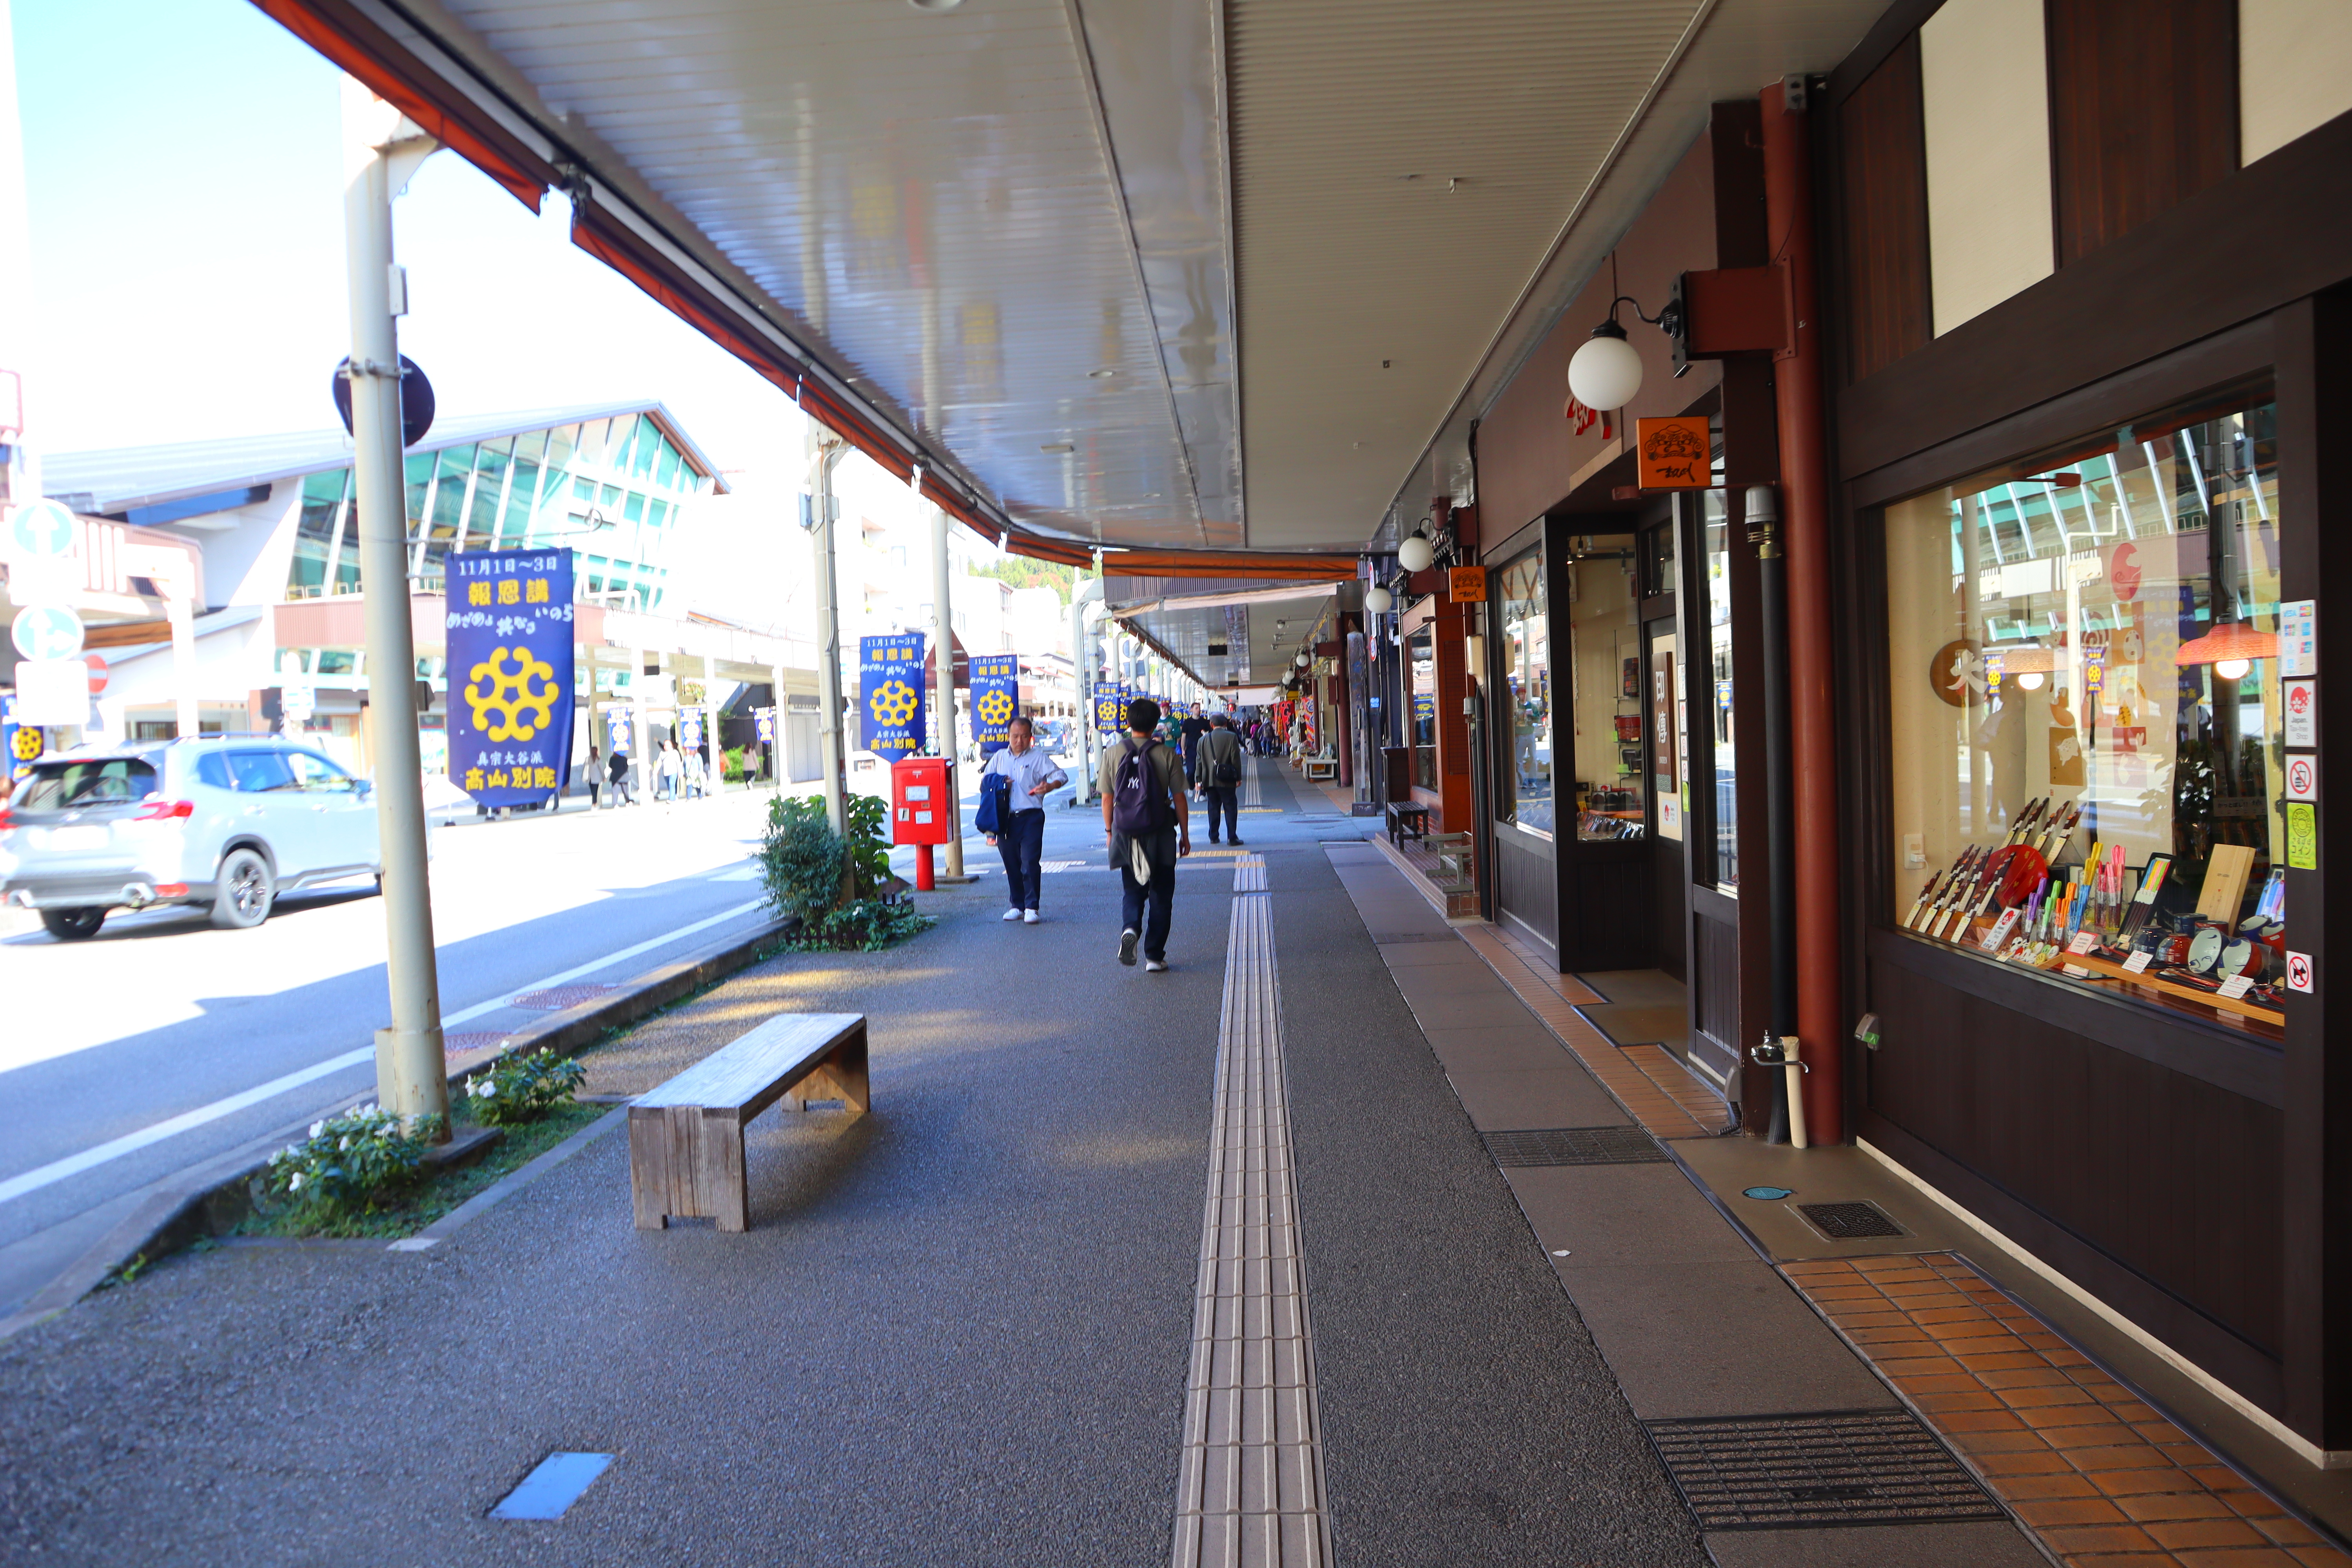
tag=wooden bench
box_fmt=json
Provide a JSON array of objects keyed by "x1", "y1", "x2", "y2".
[
  {"x1": 1386, "y1": 801, "x2": 1431, "y2": 846},
  {"x1": 628, "y1": 1011, "x2": 868, "y2": 1232}
]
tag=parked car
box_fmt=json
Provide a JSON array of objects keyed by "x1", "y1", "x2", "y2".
[{"x1": 0, "y1": 736, "x2": 382, "y2": 939}]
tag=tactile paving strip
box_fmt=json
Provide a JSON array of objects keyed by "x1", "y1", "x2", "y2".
[
  {"x1": 1172, "y1": 884, "x2": 1331, "y2": 1568},
  {"x1": 1481, "y1": 1125, "x2": 1668, "y2": 1167},
  {"x1": 1644, "y1": 1408, "x2": 2007, "y2": 1530}
]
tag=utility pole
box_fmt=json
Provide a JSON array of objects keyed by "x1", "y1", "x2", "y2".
[
  {"x1": 808, "y1": 425, "x2": 849, "y2": 835},
  {"x1": 1070, "y1": 576, "x2": 1100, "y2": 803},
  {"x1": 927, "y1": 501, "x2": 965, "y2": 876},
  {"x1": 341, "y1": 80, "x2": 445, "y2": 1135}
]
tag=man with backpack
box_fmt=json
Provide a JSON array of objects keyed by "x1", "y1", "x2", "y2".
[
  {"x1": 1101, "y1": 696, "x2": 1190, "y2": 972},
  {"x1": 1196, "y1": 713, "x2": 1245, "y2": 847}
]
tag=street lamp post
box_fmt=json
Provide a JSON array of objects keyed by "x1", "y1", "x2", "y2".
[
  {"x1": 341, "y1": 81, "x2": 445, "y2": 1135},
  {"x1": 808, "y1": 426, "x2": 849, "y2": 835}
]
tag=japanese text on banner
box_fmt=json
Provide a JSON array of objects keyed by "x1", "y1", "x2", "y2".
[
  {"x1": 971, "y1": 653, "x2": 1020, "y2": 756},
  {"x1": 859, "y1": 634, "x2": 927, "y2": 759},
  {"x1": 446, "y1": 549, "x2": 575, "y2": 806}
]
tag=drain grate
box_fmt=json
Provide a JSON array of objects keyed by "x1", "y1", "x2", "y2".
[
  {"x1": 443, "y1": 1032, "x2": 510, "y2": 1056},
  {"x1": 1481, "y1": 1125, "x2": 1667, "y2": 1167},
  {"x1": 1799, "y1": 1201, "x2": 1908, "y2": 1240},
  {"x1": 510, "y1": 984, "x2": 626, "y2": 1011},
  {"x1": 1646, "y1": 1409, "x2": 2004, "y2": 1530}
]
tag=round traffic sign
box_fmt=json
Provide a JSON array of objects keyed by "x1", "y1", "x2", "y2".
[
  {"x1": 331, "y1": 355, "x2": 436, "y2": 447},
  {"x1": 7, "y1": 498, "x2": 76, "y2": 560},
  {"x1": 11, "y1": 604, "x2": 85, "y2": 661},
  {"x1": 84, "y1": 652, "x2": 109, "y2": 695}
]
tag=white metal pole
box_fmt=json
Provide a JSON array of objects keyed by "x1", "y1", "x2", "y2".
[
  {"x1": 1070, "y1": 581, "x2": 1095, "y2": 804},
  {"x1": 809, "y1": 430, "x2": 849, "y2": 835},
  {"x1": 341, "y1": 81, "x2": 445, "y2": 1134},
  {"x1": 928, "y1": 503, "x2": 964, "y2": 875}
]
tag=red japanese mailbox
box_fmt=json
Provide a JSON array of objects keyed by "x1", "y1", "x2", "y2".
[{"x1": 890, "y1": 757, "x2": 953, "y2": 891}]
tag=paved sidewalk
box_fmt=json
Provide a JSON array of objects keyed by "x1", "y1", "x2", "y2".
[{"x1": 0, "y1": 762, "x2": 1705, "y2": 1566}]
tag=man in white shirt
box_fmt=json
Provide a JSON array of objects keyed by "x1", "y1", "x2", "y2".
[{"x1": 982, "y1": 716, "x2": 1067, "y2": 924}]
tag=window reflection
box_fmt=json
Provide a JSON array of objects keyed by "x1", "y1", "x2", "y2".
[
  {"x1": 1496, "y1": 548, "x2": 1552, "y2": 834},
  {"x1": 1569, "y1": 535, "x2": 1645, "y2": 840}
]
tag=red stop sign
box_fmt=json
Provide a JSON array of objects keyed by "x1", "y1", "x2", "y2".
[{"x1": 83, "y1": 652, "x2": 109, "y2": 695}]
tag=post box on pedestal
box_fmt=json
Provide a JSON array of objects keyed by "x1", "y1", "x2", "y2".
[{"x1": 890, "y1": 757, "x2": 952, "y2": 889}]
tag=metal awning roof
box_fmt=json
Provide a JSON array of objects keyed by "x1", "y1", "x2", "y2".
[{"x1": 257, "y1": 0, "x2": 1883, "y2": 560}]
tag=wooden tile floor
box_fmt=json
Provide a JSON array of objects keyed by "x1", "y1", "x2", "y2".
[{"x1": 1786, "y1": 1252, "x2": 2351, "y2": 1566}]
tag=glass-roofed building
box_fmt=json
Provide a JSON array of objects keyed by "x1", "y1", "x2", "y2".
[
  {"x1": 283, "y1": 405, "x2": 714, "y2": 608},
  {"x1": 32, "y1": 403, "x2": 818, "y2": 787}
]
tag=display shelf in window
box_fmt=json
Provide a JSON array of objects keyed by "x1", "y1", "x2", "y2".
[{"x1": 1884, "y1": 394, "x2": 2290, "y2": 1034}]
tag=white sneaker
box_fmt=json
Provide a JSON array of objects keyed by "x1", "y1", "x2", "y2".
[
  {"x1": 1118, "y1": 928, "x2": 1140, "y2": 965},
  {"x1": 1145, "y1": 958, "x2": 1169, "y2": 973},
  {"x1": 1023, "y1": 909, "x2": 1040, "y2": 924},
  {"x1": 1003, "y1": 907, "x2": 1023, "y2": 921}
]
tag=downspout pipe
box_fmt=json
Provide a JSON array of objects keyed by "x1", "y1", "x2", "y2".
[
  {"x1": 1761, "y1": 79, "x2": 1844, "y2": 1145},
  {"x1": 1749, "y1": 485, "x2": 1797, "y2": 1143}
]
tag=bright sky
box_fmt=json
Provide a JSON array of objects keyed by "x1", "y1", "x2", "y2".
[{"x1": 6, "y1": 0, "x2": 1004, "y2": 637}]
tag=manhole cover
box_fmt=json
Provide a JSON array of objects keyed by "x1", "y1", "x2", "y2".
[
  {"x1": 1798, "y1": 1201, "x2": 1908, "y2": 1240},
  {"x1": 1481, "y1": 1126, "x2": 1666, "y2": 1167},
  {"x1": 510, "y1": 984, "x2": 626, "y2": 1011},
  {"x1": 1645, "y1": 1409, "x2": 2004, "y2": 1530}
]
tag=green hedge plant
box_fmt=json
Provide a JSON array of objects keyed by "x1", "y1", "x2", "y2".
[
  {"x1": 463, "y1": 1047, "x2": 586, "y2": 1127},
  {"x1": 263, "y1": 1105, "x2": 445, "y2": 1222}
]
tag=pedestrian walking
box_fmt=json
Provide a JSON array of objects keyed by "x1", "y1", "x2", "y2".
[
  {"x1": 982, "y1": 715, "x2": 1067, "y2": 924},
  {"x1": 608, "y1": 746, "x2": 635, "y2": 805},
  {"x1": 1181, "y1": 710, "x2": 1206, "y2": 789},
  {"x1": 1102, "y1": 696, "x2": 1189, "y2": 972},
  {"x1": 587, "y1": 744, "x2": 602, "y2": 809},
  {"x1": 658, "y1": 739, "x2": 682, "y2": 801},
  {"x1": 1197, "y1": 713, "x2": 1245, "y2": 846},
  {"x1": 684, "y1": 744, "x2": 706, "y2": 800}
]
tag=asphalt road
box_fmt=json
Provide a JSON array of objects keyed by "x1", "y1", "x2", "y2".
[{"x1": 0, "y1": 786, "x2": 793, "y2": 1317}]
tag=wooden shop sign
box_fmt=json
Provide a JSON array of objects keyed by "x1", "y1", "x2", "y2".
[{"x1": 1635, "y1": 416, "x2": 1711, "y2": 489}]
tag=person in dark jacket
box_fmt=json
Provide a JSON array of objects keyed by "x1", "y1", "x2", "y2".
[{"x1": 608, "y1": 746, "x2": 635, "y2": 806}]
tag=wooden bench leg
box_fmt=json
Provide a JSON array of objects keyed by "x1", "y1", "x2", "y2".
[
  {"x1": 701, "y1": 1106, "x2": 750, "y2": 1233},
  {"x1": 628, "y1": 1108, "x2": 671, "y2": 1230}
]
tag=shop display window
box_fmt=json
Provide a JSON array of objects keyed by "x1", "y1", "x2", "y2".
[
  {"x1": 1568, "y1": 534, "x2": 1646, "y2": 840},
  {"x1": 1406, "y1": 623, "x2": 1437, "y2": 789},
  {"x1": 1496, "y1": 547, "x2": 1553, "y2": 835},
  {"x1": 1704, "y1": 490, "x2": 1738, "y2": 887},
  {"x1": 1886, "y1": 394, "x2": 2290, "y2": 1034}
]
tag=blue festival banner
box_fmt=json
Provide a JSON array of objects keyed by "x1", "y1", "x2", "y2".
[
  {"x1": 448, "y1": 548, "x2": 575, "y2": 807},
  {"x1": 971, "y1": 653, "x2": 1019, "y2": 757},
  {"x1": 1093, "y1": 679, "x2": 1124, "y2": 737},
  {"x1": 605, "y1": 705, "x2": 632, "y2": 756},
  {"x1": 859, "y1": 633, "x2": 927, "y2": 759}
]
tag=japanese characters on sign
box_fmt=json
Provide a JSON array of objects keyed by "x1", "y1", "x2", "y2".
[
  {"x1": 1635, "y1": 416, "x2": 1712, "y2": 489},
  {"x1": 447, "y1": 549, "x2": 575, "y2": 807},
  {"x1": 859, "y1": 634, "x2": 927, "y2": 760},
  {"x1": 971, "y1": 653, "x2": 1020, "y2": 757}
]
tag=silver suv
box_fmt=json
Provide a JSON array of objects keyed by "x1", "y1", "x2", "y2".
[{"x1": 0, "y1": 736, "x2": 383, "y2": 939}]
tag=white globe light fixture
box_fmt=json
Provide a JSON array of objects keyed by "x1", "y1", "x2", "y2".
[
  {"x1": 1396, "y1": 529, "x2": 1436, "y2": 573},
  {"x1": 1567, "y1": 319, "x2": 1645, "y2": 411},
  {"x1": 1365, "y1": 584, "x2": 1393, "y2": 613},
  {"x1": 1295, "y1": 651, "x2": 1310, "y2": 668}
]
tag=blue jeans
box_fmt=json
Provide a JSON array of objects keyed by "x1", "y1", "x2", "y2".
[
  {"x1": 996, "y1": 809, "x2": 1045, "y2": 909},
  {"x1": 1118, "y1": 826, "x2": 1178, "y2": 961},
  {"x1": 1202, "y1": 786, "x2": 1238, "y2": 841}
]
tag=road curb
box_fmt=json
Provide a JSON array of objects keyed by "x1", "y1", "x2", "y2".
[{"x1": 0, "y1": 912, "x2": 791, "y2": 1344}]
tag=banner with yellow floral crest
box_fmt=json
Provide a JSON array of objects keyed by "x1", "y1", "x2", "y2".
[{"x1": 446, "y1": 548, "x2": 575, "y2": 808}]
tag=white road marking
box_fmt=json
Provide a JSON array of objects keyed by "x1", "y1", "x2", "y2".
[{"x1": 0, "y1": 899, "x2": 768, "y2": 1207}]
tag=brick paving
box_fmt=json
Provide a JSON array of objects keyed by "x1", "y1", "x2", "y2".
[{"x1": 1785, "y1": 1252, "x2": 2351, "y2": 1566}]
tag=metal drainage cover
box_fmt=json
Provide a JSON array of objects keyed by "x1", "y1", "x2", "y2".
[
  {"x1": 1799, "y1": 1201, "x2": 1909, "y2": 1240},
  {"x1": 1645, "y1": 1409, "x2": 2004, "y2": 1530},
  {"x1": 1482, "y1": 1126, "x2": 1667, "y2": 1167},
  {"x1": 510, "y1": 984, "x2": 627, "y2": 1011}
]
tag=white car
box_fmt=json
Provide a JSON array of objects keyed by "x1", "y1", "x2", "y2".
[{"x1": 0, "y1": 736, "x2": 382, "y2": 939}]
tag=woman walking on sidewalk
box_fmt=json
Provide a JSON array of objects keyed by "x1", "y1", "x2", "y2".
[{"x1": 982, "y1": 716, "x2": 1067, "y2": 924}]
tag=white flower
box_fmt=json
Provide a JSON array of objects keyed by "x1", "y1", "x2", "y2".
[
  {"x1": 310, "y1": 1122, "x2": 325, "y2": 1139},
  {"x1": 289, "y1": 1172, "x2": 304, "y2": 1191},
  {"x1": 478, "y1": 1080, "x2": 498, "y2": 1098},
  {"x1": 338, "y1": 1136, "x2": 351, "y2": 1151}
]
